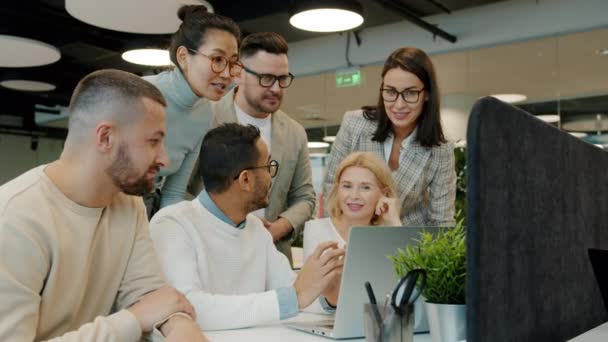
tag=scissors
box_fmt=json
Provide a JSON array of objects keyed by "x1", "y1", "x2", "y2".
[{"x1": 391, "y1": 268, "x2": 426, "y2": 316}]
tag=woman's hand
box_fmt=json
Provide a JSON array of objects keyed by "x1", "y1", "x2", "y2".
[{"x1": 375, "y1": 196, "x2": 402, "y2": 226}]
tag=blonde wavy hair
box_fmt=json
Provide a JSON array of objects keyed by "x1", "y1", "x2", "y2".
[{"x1": 326, "y1": 152, "x2": 397, "y2": 225}]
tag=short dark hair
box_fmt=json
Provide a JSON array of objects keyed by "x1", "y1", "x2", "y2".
[
  {"x1": 362, "y1": 47, "x2": 446, "y2": 147},
  {"x1": 169, "y1": 5, "x2": 241, "y2": 71},
  {"x1": 239, "y1": 32, "x2": 288, "y2": 59},
  {"x1": 68, "y1": 69, "x2": 166, "y2": 129},
  {"x1": 200, "y1": 123, "x2": 261, "y2": 193}
]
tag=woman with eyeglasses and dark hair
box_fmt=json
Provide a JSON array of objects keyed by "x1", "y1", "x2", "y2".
[
  {"x1": 323, "y1": 47, "x2": 456, "y2": 227},
  {"x1": 143, "y1": 5, "x2": 242, "y2": 217}
]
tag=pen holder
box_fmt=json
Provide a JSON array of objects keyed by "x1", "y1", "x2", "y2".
[{"x1": 363, "y1": 303, "x2": 414, "y2": 342}]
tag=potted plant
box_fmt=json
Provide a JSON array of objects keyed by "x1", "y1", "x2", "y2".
[{"x1": 389, "y1": 223, "x2": 466, "y2": 342}]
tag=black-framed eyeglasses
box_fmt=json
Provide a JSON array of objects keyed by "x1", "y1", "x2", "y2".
[
  {"x1": 380, "y1": 87, "x2": 425, "y2": 103},
  {"x1": 233, "y1": 159, "x2": 279, "y2": 180},
  {"x1": 187, "y1": 48, "x2": 244, "y2": 77},
  {"x1": 243, "y1": 66, "x2": 294, "y2": 88}
]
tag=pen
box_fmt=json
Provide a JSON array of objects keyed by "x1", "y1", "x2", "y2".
[
  {"x1": 365, "y1": 281, "x2": 384, "y2": 340},
  {"x1": 365, "y1": 281, "x2": 377, "y2": 304}
]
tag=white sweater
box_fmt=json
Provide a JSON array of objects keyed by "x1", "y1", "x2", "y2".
[{"x1": 149, "y1": 199, "x2": 297, "y2": 330}]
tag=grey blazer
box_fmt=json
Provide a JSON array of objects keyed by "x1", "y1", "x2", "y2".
[
  {"x1": 210, "y1": 89, "x2": 316, "y2": 260},
  {"x1": 323, "y1": 110, "x2": 456, "y2": 226}
]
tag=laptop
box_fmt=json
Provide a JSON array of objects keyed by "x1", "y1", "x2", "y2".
[
  {"x1": 588, "y1": 248, "x2": 608, "y2": 311},
  {"x1": 287, "y1": 226, "x2": 443, "y2": 339}
]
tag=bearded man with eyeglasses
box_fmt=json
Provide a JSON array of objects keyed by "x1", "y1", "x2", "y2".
[{"x1": 209, "y1": 32, "x2": 315, "y2": 265}]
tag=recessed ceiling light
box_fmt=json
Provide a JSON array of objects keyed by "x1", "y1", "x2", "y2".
[
  {"x1": 537, "y1": 114, "x2": 559, "y2": 123},
  {"x1": 568, "y1": 132, "x2": 587, "y2": 138},
  {"x1": 597, "y1": 48, "x2": 608, "y2": 55},
  {"x1": 0, "y1": 35, "x2": 60, "y2": 67},
  {"x1": 322, "y1": 136, "x2": 336, "y2": 143},
  {"x1": 122, "y1": 49, "x2": 172, "y2": 66},
  {"x1": 289, "y1": 1, "x2": 364, "y2": 32},
  {"x1": 308, "y1": 142, "x2": 330, "y2": 149},
  {"x1": 1, "y1": 80, "x2": 56, "y2": 92},
  {"x1": 489, "y1": 94, "x2": 527, "y2": 103}
]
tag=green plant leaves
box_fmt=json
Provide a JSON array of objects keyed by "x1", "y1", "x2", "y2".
[{"x1": 388, "y1": 224, "x2": 466, "y2": 304}]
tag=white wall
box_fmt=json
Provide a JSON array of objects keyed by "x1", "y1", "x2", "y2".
[{"x1": 0, "y1": 134, "x2": 64, "y2": 185}]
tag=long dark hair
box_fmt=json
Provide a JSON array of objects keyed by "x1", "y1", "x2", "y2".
[
  {"x1": 169, "y1": 5, "x2": 241, "y2": 72},
  {"x1": 363, "y1": 47, "x2": 446, "y2": 147}
]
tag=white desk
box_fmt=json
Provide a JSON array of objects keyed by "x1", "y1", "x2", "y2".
[
  {"x1": 206, "y1": 312, "x2": 431, "y2": 341},
  {"x1": 568, "y1": 322, "x2": 608, "y2": 341}
]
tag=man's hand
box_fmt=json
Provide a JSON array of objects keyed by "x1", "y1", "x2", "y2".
[
  {"x1": 262, "y1": 217, "x2": 293, "y2": 242},
  {"x1": 321, "y1": 243, "x2": 347, "y2": 307},
  {"x1": 294, "y1": 241, "x2": 345, "y2": 308},
  {"x1": 161, "y1": 315, "x2": 208, "y2": 342},
  {"x1": 127, "y1": 286, "x2": 196, "y2": 332},
  {"x1": 321, "y1": 274, "x2": 342, "y2": 307}
]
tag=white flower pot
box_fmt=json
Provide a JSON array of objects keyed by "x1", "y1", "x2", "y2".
[{"x1": 425, "y1": 302, "x2": 466, "y2": 342}]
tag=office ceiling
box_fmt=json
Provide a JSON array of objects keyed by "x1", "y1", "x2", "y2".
[
  {"x1": 3, "y1": 0, "x2": 607, "y2": 141},
  {"x1": 0, "y1": 0, "x2": 507, "y2": 137}
]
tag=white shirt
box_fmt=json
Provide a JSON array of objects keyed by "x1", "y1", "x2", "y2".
[
  {"x1": 383, "y1": 128, "x2": 417, "y2": 172},
  {"x1": 303, "y1": 217, "x2": 347, "y2": 261},
  {"x1": 235, "y1": 103, "x2": 272, "y2": 219},
  {"x1": 235, "y1": 103, "x2": 272, "y2": 151}
]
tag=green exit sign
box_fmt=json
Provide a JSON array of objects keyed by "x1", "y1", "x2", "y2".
[{"x1": 336, "y1": 67, "x2": 362, "y2": 88}]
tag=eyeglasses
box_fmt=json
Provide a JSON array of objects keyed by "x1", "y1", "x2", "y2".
[
  {"x1": 233, "y1": 159, "x2": 279, "y2": 180},
  {"x1": 187, "y1": 48, "x2": 244, "y2": 77},
  {"x1": 243, "y1": 66, "x2": 294, "y2": 88},
  {"x1": 380, "y1": 87, "x2": 425, "y2": 103}
]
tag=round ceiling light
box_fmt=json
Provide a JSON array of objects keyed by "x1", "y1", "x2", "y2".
[
  {"x1": 0, "y1": 35, "x2": 60, "y2": 67},
  {"x1": 322, "y1": 136, "x2": 336, "y2": 143},
  {"x1": 568, "y1": 132, "x2": 588, "y2": 138},
  {"x1": 122, "y1": 49, "x2": 172, "y2": 66},
  {"x1": 537, "y1": 114, "x2": 559, "y2": 124},
  {"x1": 308, "y1": 141, "x2": 330, "y2": 149},
  {"x1": 289, "y1": 1, "x2": 364, "y2": 32},
  {"x1": 490, "y1": 94, "x2": 527, "y2": 104},
  {"x1": 1, "y1": 80, "x2": 56, "y2": 92},
  {"x1": 65, "y1": 0, "x2": 205, "y2": 34}
]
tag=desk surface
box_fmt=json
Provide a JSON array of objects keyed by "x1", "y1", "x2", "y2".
[
  {"x1": 206, "y1": 312, "x2": 431, "y2": 342},
  {"x1": 568, "y1": 322, "x2": 608, "y2": 342}
]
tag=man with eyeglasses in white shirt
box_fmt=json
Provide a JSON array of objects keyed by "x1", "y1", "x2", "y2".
[{"x1": 209, "y1": 32, "x2": 315, "y2": 265}]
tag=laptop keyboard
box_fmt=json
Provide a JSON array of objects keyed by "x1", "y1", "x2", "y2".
[{"x1": 293, "y1": 320, "x2": 334, "y2": 329}]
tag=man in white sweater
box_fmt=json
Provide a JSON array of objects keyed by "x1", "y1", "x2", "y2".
[
  {"x1": 0, "y1": 70, "x2": 206, "y2": 341},
  {"x1": 150, "y1": 123, "x2": 345, "y2": 330}
]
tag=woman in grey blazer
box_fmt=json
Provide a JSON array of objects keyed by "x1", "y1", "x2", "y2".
[{"x1": 323, "y1": 47, "x2": 456, "y2": 226}]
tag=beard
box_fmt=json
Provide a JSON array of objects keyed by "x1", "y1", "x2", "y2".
[
  {"x1": 245, "y1": 88, "x2": 282, "y2": 114},
  {"x1": 105, "y1": 143, "x2": 158, "y2": 196},
  {"x1": 244, "y1": 174, "x2": 271, "y2": 213}
]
